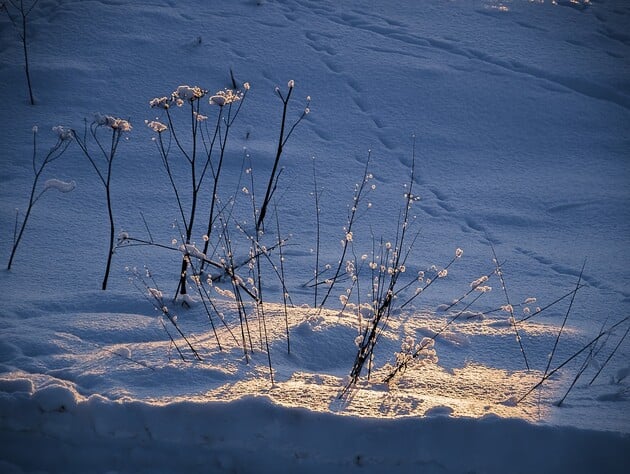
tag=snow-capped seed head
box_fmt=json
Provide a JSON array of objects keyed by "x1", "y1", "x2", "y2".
[
  {"x1": 209, "y1": 89, "x2": 243, "y2": 106},
  {"x1": 345, "y1": 232, "x2": 353, "y2": 242},
  {"x1": 438, "y1": 269, "x2": 448, "y2": 278},
  {"x1": 95, "y1": 114, "x2": 131, "y2": 132},
  {"x1": 149, "y1": 96, "x2": 169, "y2": 109},
  {"x1": 288, "y1": 79, "x2": 295, "y2": 89},
  {"x1": 474, "y1": 285, "x2": 492, "y2": 293},
  {"x1": 173, "y1": 85, "x2": 205, "y2": 102},
  {"x1": 52, "y1": 126, "x2": 73, "y2": 141},
  {"x1": 146, "y1": 120, "x2": 167, "y2": 133},
  {"x1": 501, "y1": 304, "x2": 513, "y2": 313},
  {"x1": 111, "y1": 118, "x2": 132, "y2": 132}
]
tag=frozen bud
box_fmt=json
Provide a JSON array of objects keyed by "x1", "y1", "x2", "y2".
[
  {"x1": 438, "y1": 269, "x2": 448, "y2": 278},
  {"x1": 455, "y1": 248, "x2": 463, "y2": 258},
  {"x1": 524, "y1": 297, "x2": 537, "y2": 304},
  {"x1": 306, "y1": 95, "x2": 311, "y2": 101},
  {"x1": 287, "y1": 79, "x2": 295, "y2": 89},
  {"x1": 345, "y1": 232, "x2": 353, "y2": 242},
  {"x1": 32, "y1": 125, "x2": 38, "y2": 133},
  {"x1": 501, "y1": 304, "x2": 513, "y2": 313},
  {"x1": 243, "y1": 82, "x2": 251, "y2": 90}
]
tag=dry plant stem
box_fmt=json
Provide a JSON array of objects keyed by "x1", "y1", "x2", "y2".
[
  {"x1": 4, "y1": 0, "x2": 38, "y2": 104},
  {"x1": 544, "y1": 260, "x2": 585, "y2": 377},
  {"x1": 131, "y1": 268, "x2": 201, "y2": 361},
  {"x1": 275, "y1": 202, "x2": 291, "y2": 354},
  {"x1": 384, "y1": 287, "x2": 485, "y2": 384},
  {"x1": 398, "y1": 253, "x2": 460, "y2": 310},
  {"x1": 556, "y1": 320, "x2": 607, "y2": 406},
  {"x1": 119, "y1": 235, "x2": 266, "y2": 303},
  {"x1": 221, "y1": 217, "x2": 254, "y2": 360},
  {"x1": 185, "y1": 259, "x2": 229, "y2": 350},
  {"x1": 254, "y1": 244, "x2": 274, "y2": 383},
  {"x1": 515, "y1": 315, "x2": 630, "y2": 404},
  {"x1": 73, "y1": 123, "x2": 125, "y2": 290},
  {"x1": 436, "y1": 265, "x2": 500, "y2": 313},
  {"x1": 256, "y1": 85, "x2": 309, "y2": 231},
  {"x1": 588, "y1": 321, "x2": 630, "y2": 386},
  {"x1": 154, "y1": 132, "x2": 187, "y2": 227},
  {"x1": 244, "y1": 166, "x2": 273, "y2": 380},
  {"x1": 318, "y1": 151, "x2": 372, "y2": 310},
  {"x1": 199, "y1": 95, "x2": 247, "y2": 270},
  {"x1": 185, "y1": 256, "x2": 239, "y2": 346},
  {"x1": 516, "y1": 284, "x2": 585, "y2": 323},
  {"x1": 312, "y1": 158, "x2": 321, "y2": 308},
  {"x1": 491, "y1": 245, "x2": 530, "y2": 371},
  {"x1": 343, "y1": 138, "x2": 418, "y2": 394},
  {"x1": 7, "y1": 130, "x2": 70, "y2": 269},
  {"x1": 174, "y1": 100, "x2": 202, "y2": 297}
]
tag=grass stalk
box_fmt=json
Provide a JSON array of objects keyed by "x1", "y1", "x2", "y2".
[{"x1": 491, "y1": 245, "x2": 530, "y2": 371}]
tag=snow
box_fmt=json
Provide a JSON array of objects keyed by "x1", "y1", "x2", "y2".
[
  {"x1": 1, "y1": 0, "x2": 629, "y2": 472},
  {"x1": 43, "y1": 178, "x2": 76, "y2": 193}
]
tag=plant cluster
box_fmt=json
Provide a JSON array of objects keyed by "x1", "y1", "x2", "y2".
[{"x1": 5, "y1": 71, "x2": 628, "y2": 406}]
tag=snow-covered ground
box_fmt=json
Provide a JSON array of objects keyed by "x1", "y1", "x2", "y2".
[{"x1": 1, "y1": 0, "x2": 629, "y2": 472}]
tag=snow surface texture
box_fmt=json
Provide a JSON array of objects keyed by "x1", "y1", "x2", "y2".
[{"x1": 1, "y1": 0, "x2": 629, "y2": 472}]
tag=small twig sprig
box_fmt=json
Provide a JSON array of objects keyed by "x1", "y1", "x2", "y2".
[
  {"x1": 2, "y1": 0, "x2": 39, "y2": 104},
  {"x1": 257, "y1": 80, "x2": 310, "y2": 231},
  {"x1": 7, "y1": 126, "x2": 73, "y2": 270}
]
